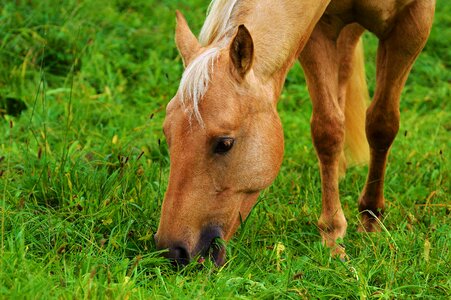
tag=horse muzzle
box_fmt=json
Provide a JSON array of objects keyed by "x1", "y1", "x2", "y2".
[{"x1": 155, "y1": 226, "x2": 226, "y2": 267}]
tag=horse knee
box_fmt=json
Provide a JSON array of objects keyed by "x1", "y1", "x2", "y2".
[
  {"x1": 311, "y1": 111, "x2": 345, "y2": 163},
  {"x1": 365, "y1": 103, "x2": 399, "y2": 151}
]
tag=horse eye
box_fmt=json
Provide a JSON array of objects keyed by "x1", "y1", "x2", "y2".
[{"x1": 214, "y1": 137, "x2": 235, "y2": 154}]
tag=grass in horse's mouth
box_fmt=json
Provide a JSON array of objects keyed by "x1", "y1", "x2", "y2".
[{"x1": 197, "y1": 237, "x2": 226, "y2": 266}]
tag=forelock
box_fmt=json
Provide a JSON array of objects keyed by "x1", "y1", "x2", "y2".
[
  {"x1": 178, "y1": 47, "x2": 221, "y2": 124},
  {"x1": 177, "y1": 0, "x2": 241, "y2": 125}
]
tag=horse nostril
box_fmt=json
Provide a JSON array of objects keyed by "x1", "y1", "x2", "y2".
[{"x1": 166, "y1": 246, "x2": 190, "y2": 265}]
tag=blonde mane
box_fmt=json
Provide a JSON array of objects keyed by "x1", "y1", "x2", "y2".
[
  {"x1": 199, "y1": 0, "x2": 239, "y2": 46},
  {"x1": 178, "y1": 0, "x2": 239, "y2": 123}
]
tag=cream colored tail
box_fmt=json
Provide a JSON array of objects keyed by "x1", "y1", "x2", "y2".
[{"x1": 340, "y1": 39, "x2": 370, "y2": 175}]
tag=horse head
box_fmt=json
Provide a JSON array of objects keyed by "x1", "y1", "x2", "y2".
[{"x1": 155, "y1": 12, "x2": 284, "y2": 266}]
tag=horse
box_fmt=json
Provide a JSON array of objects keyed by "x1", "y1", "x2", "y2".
[{"x1": 155, "y1": 0, "x2": 435, "y2": 266}]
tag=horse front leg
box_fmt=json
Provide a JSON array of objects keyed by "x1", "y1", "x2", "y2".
[
  {"x1": 300, "y1": 22, "x2": 347, "y2": 258},
  {"x1": 359, "y1": 0, "x2": 435, "y2": 232}
]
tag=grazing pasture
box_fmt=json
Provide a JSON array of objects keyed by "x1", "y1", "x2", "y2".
[{"x1": 0, "y1": 0, "x2": 449, "y2": 298}]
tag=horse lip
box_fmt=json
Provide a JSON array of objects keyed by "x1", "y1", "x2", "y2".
[
  {"x1": 197, "y1": 236, "x2": 226, "y2": 266},
  {"x1": 197, "y1": 226, "x2": 226, "y2": 266},
  {"x1": 210, "y1": 241, "x2": 226, "y2": 266}
]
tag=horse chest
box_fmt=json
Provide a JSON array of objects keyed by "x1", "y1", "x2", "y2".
[{"x1": 326, "y1": 0, "x2": 417, "y2": 37}]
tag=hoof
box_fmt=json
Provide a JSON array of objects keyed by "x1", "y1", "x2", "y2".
[
  {"x1": 358, "y1": 210, "x2": 382, "y2": 232},
  {"x1": 358, "y1": 194, "x2": 385, "y2": 233},
  {"x1": 330, "y1": 243, "x2": 347, "y2": 261}
]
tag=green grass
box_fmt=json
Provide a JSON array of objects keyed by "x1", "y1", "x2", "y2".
[{"x1": 0, "y1": 0, "x2": 449, "y2": 298}]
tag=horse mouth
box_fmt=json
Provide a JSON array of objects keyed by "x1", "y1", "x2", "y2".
[
  {"x1": 197, "y1": 226, "x2": 226, "y2": 266},
  {"x1": 201, "y1": 237, "x2": 226, "y2": 266}
]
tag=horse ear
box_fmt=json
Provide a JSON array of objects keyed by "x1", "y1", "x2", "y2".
[
  {"x1": 175, "y1": 10, "x2": 200, "y2": 67},
  {"x1": 230, "y1": 25, "x2": 254, "y2": 77}
]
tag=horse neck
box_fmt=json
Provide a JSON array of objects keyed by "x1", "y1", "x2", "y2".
[{"x1": 230, "y1": 0, "x2": 330, "y2": 95}]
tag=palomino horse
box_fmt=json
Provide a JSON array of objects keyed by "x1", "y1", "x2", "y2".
[{"x1": 155, "y1": 0, "x2": 435, "y2": 265}]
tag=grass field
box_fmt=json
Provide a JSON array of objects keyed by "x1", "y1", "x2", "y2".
[{"x1": 0, "y1": 0, "x2": 450, "y2": 298}]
